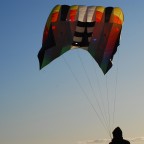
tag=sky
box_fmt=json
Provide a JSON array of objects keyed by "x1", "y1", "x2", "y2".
[{"x1": 0, "y1": 0, "x2": 144, "y2": 144}]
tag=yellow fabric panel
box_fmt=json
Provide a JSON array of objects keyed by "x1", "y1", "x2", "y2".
[
  {"x1": 95, "y1": 6, "x2": 105, "y2": 22},
  {"x1": 110, "y1": 7, "x2": 124, "y2": 24},
  {"x1": 69, "y1": 5, "x2": 78, "y2": 21},
  {"x1": 70, "y1": 5, "x2": 78, "y2": 10},
  {"x1": 45, "y1": 5, "x2": 61, "y2": 29},
  {"x1": 51, "y1": 5, "x2": 61, "y2": 22},
  {"x1": 96, "y1": 6, "x2": 105, "y2": 13}
]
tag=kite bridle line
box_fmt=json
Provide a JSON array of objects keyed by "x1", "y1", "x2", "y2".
[
  {"x1": 62, "y1": 54, "x2": 111, "y2": 138},
  {"x1": 62, "y1": 51, "x2": 116, "y2": 139}
]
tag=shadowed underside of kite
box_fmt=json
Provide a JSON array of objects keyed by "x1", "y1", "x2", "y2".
[{"x1": 38, "y1": 5, "x2": 124, "y2": 74}]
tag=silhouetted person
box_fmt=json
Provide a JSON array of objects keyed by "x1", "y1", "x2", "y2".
[{"x1": 109, "y1": 127, "x2": 130, "y2": 144}]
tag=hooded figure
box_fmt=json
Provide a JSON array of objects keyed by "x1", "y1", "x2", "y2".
[{"x1": 109, "y1": 127, "x2": 130, "y2": 144}]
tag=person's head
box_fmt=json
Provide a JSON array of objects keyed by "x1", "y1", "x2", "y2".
[{"x1": 112, "y1": 127, "x2": 122, "y2": 138}]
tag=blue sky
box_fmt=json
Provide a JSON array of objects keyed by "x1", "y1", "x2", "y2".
[{"x1": 0, "y1": 0, "x2": 144, "y2": 144}]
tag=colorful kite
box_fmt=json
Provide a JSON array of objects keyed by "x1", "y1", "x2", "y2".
[{"x1": 38, "y1": 5, "x2": 124, "y2": 74}]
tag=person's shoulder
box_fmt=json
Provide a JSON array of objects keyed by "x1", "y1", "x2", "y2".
[{"x1": 123, "y1": 139, "x2": 130, "y2": 144}]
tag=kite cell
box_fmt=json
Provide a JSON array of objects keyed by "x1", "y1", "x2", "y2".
[{"x1": 38, "y1": 5, "x2": 124, "y2": 74}]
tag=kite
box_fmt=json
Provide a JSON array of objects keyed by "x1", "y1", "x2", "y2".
[{"x1": 38, "y1": 5, "x2": 124, "y2": 74}]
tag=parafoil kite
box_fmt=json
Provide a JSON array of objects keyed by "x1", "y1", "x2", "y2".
[{"x1": 38, "y1": 5, "x2": 124, "y2": 74}]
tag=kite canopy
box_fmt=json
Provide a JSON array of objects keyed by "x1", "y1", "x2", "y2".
[{"x1": 38, "y1": 5, "x2": 124, "y2": 74}]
